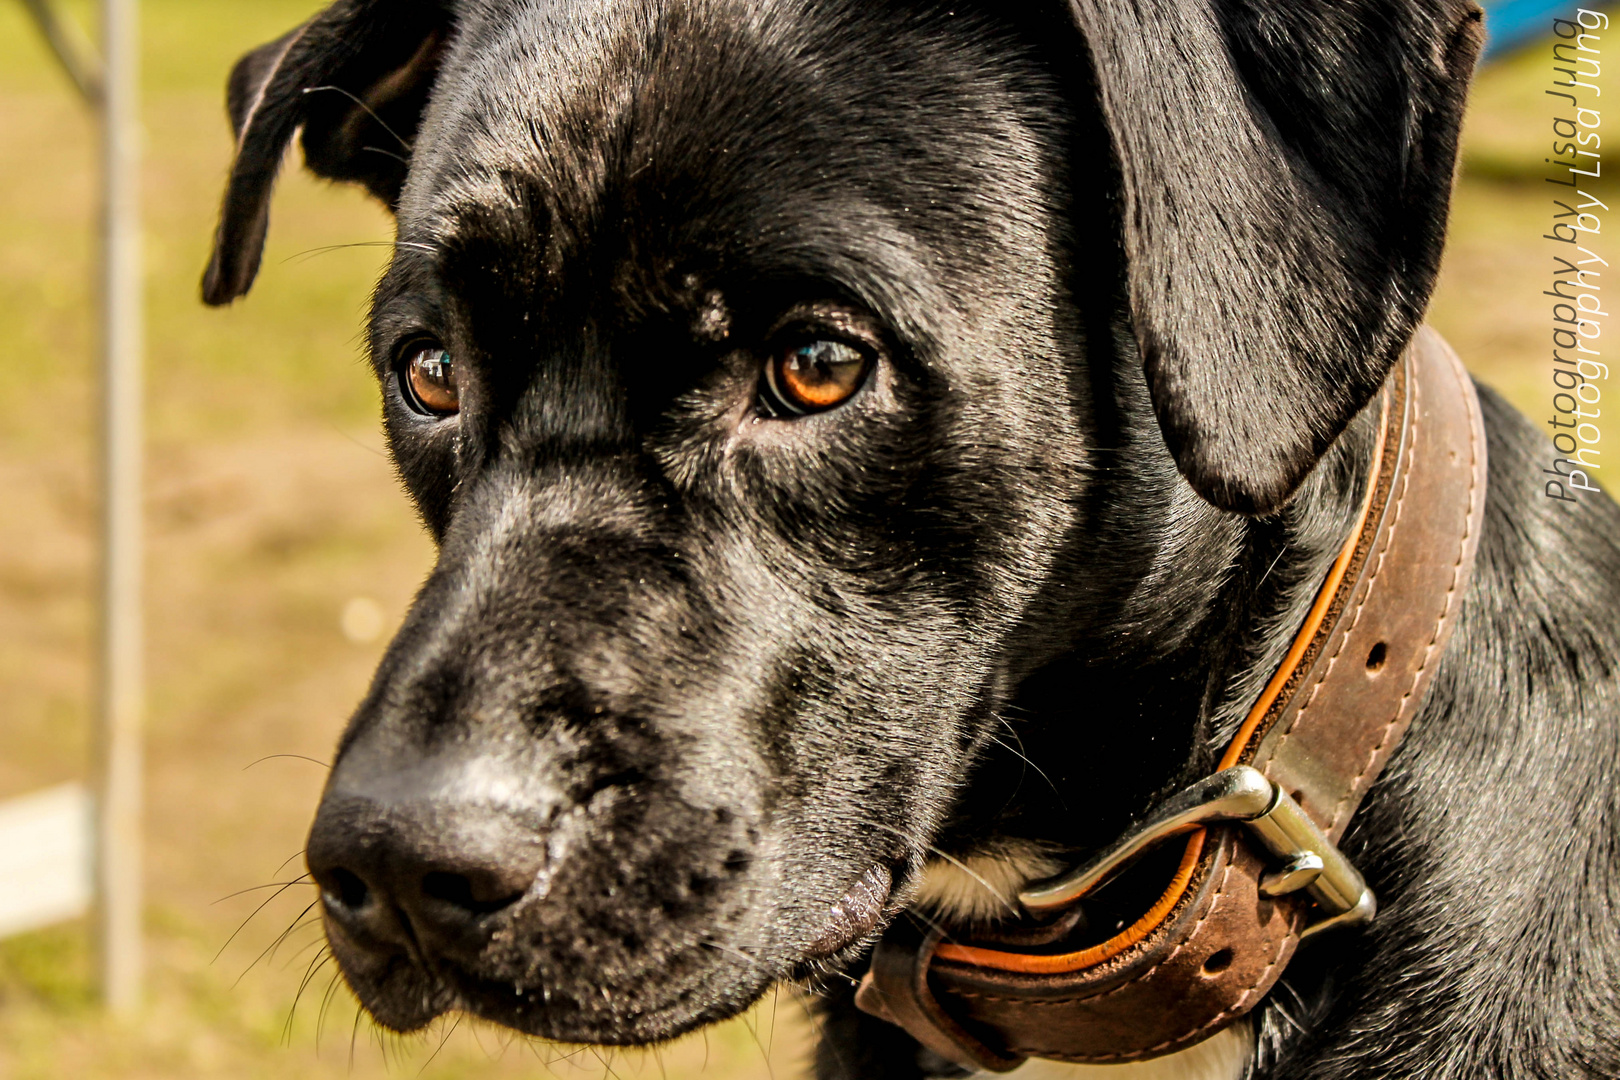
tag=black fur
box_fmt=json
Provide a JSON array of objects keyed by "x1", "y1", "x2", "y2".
[{"x1": 202, "y1": 2, "x2": 1620, "y2": 1076}]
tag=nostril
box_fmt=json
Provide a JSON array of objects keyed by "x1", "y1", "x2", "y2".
[
  {"x1": 326, "y1": 867, "x2": 370, "y2": 910},
  {"x1": 422, "y1": 870, "x2": 526, "y2": 915}
]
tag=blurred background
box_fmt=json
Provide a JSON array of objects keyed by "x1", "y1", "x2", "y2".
[{"x1": 0, "y1": 2, "x2": 1595, "y2": 1077}]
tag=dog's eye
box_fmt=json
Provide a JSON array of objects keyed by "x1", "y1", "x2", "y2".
[
  {"x1": 761, "y1": 339, "x2": 871, "y2": 416},
  {"x1": 400, "y1": 345, "x2": 459, "y2": 416}
]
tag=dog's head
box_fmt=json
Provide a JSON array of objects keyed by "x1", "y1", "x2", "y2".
[{"x1": 204, "y1": 0, "x2": 1479, "y2": 1046}]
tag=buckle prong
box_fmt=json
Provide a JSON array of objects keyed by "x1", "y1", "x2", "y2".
[
  {"x1": 1260, "y1": 852, "x2": 1325, "y2": 896},
  {"x1": 1019, "y1": 766, "x2": 1376, "y2": 937}
]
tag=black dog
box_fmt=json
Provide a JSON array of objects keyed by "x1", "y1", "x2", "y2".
[{"x1": 202, "y1": 1, "x2": 1620, "y2": 1076}]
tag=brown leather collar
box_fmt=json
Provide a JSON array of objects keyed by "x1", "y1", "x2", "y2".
[{"x1": 854, "y1": 326, "x2": 1488, "y2": 1071}]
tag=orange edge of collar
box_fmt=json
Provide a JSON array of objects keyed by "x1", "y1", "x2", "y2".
[{"x1": 933, "y1": 388, "x2": 1393, "y2": 977}]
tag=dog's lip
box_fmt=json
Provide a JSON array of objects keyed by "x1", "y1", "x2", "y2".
[
  {"x1": 422, "y1": 946, "x2": 775, "y2": 1045},
  {"x1": 804, "y1": 863, "x2": 893, "y2": 958}
]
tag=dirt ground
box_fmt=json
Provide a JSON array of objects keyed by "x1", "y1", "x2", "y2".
[{"x1": 0, "y1": 4, "x2": 1595, "y2": 1078}]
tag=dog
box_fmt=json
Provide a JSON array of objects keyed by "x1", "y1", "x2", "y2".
[{"x1": 201, "y1": 1, "x2": 1620, "y2": 1077}]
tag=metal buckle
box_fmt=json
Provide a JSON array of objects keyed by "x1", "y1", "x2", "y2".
[{"x1": 1019, "y1": 766, "x2": 1376, "y2": 939}]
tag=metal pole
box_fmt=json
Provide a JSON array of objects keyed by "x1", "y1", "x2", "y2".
[
  {"x1": 16, "y1": 0, "x2": 102, "y2": 104},
  {"x1": 94, "y1": 0, "x2": 142, "y2": 1015}
]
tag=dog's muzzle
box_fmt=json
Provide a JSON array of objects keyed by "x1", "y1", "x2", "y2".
[{"x1": 302, "y1": 707, "x2": 778, "y2": 1042}]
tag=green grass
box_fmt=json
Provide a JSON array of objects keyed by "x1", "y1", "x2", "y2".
[{"x1": 0, "y1": 3, "x2": 1603, "y2": 1077}]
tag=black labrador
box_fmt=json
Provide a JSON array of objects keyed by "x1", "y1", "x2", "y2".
[{"x1": 202, "y1": 1, "x2": 1620, "y2": 1076}]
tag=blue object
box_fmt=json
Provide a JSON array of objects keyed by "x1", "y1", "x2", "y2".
[{"x1": 1482, "y1": 0, "x2": 1612, "y2": 61}]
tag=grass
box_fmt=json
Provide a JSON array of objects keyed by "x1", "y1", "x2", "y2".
[
  {"x1": 0, "y1": 2, "x2": 809, "y2": 1076},
  {"x1": 0, "y1": 3, "x2": 1602, "y2": 1077}
]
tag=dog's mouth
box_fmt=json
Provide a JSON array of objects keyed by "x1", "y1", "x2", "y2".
[
  {"x1": 325, "y1": 861, "x2": 895, "y2": 1040},
  {"x1": 308, "y1": 760, "x2": 903, "y2": 1043},
  {"x1": 322, "y1": 923, "x2": 771, "y2": 1042}
]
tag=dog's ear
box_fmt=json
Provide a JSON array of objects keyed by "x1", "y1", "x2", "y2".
[
  {"x1": 1065, "y1": 0, "x2": 1482, "y2": 513},
  {"x1": 202, "y1": 0, "x2": 453, "y2": 306}
]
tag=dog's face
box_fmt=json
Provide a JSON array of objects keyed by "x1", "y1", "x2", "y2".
[
  {"x1": 203, "y1": 0, "x2": 1478, "y2": 1048},
  {"x1": 322, "y1": 1, "x2": 1088, "y2": 1040}
]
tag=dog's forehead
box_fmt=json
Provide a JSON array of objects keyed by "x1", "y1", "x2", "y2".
[
  {"x1": 400, "y1": 0, "x2": 658, "y2": 230},
  {"x1": 395, "y1": 0, "x2": 1058, "y2": 279}
]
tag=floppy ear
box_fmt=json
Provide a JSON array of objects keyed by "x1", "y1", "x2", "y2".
[
  {"x1": 202, "y1": 0, "x2": 454, "y2": 306},
  {"x1": 1066, "y1": 0, "x2": 1482, "y2": 514}
]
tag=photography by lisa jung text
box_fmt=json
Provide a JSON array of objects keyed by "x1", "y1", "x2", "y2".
[{"x1": 1544, "y1": 8, "x2": 1608, "y2": 503}]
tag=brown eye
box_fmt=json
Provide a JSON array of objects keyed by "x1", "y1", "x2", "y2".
[
  {"x1": 402, "y1": 345, "x2": 458, "y2": 415},
  {"x1": 762, "y1": 339, "x2": 870, "y2": 415}
]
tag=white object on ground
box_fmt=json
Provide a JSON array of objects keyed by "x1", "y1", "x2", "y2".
[{"x1": 0, "y1": 783, "x2": 93, "y2": 940}]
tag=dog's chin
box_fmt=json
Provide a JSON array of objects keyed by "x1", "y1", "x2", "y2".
[
  {"x1": 325, "y1": 936, "x2": 453, "y2": 1034},
  {"x1": 325, "y1": 862, "x2": 896, "y2": 1042},
  {"x1": 327, "y1": 922, "x2": 783, "y2": 1042}
]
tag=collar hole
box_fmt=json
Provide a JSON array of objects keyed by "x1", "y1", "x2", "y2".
[
  {"x1": 1366, "y1": 642, "x2": 1388, "y2": 672},
  {"x1": 1202, "y1": 948, "x2": 1234, "y2": 976}
]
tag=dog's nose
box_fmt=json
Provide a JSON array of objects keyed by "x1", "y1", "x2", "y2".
[{"x1": 306, "y1": 761, "x2": 548, "y2": 957}]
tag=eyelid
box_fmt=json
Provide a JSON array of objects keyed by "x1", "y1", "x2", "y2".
[
  {"x1": 392, "y1": 332, "x2": 443, "y2": 366},
  {"x1": 765, "y1": 302, "x2": 887, "y2": 349}
]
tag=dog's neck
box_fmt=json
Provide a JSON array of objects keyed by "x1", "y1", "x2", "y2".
[{"x1": 928, "y1": 384, "x2": 1384, "y2": 906}]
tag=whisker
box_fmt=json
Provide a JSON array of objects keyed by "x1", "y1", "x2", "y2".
[
  {"x1": 522, "y1": 1033, "x2": 550, "y2": 1071},
  {"x1": 547, "y1": 1041, "x2": 592, "y2": 1069},
  {"x1": 589, "y1": 1045, "x2": 626, "y2": 1080},
  {"x1": 362, "y1": 145, "x2": 411, "y2": 165},
  {"x1": 767, "y1": 984, "x2": 780, "y2": 1060},
  {"x1": 1256, "y1": 546, "x2": 1288, "y2": 589},
  {"x1": 1270, "y1": 977, "x2": 1313, "y2": 1036},
  {"x1": 244, "y1": 753, "x2": 330, "y2": 771},
  {"x1": 901, "y1": 904, "x2": 965, "y2": 943},
  {"x1": 269, "y1": 848, "x2": 309, "y2": 880},
  {"x1": 349, "y1": 997, "x2": 366, "y2": 1070},
  {"x1": 1267, "y1": 992, "x2": 1307, "y2": 1037},
  {"x1": 330, "y1": 422, "x2": 390, "y2": 459},
  {"x1": 990, "y1": 711, "x2": 1061, "y2": 797},
  {"x1": 797, "y1": 957, "x2": 859, "y2": 992},
  {"x1": 742, "y1": 1009, "x2": 776, "y2": 1080},
  {"x1": 918, "y1": 850, "x2": 1020, "y2": 916},
  {"x1": 213, "y1": 877, "x2": 312, "y2": 962},
  {"x1": 699, "y1": 939, "x2": 779, "y2": 980},
  {"x1": 419, "y1": 1013, "x2": 462, "y2": 1075},
  {"x1": 284, "y1": 241, "x2": 394, "y2": 264},
  {"x1": 985, "y1": 724, "x2": 1062, "y2": 804},
  {"x1": 302, "y1": 84, "x2": 413, "y2": 150},
  {"x1": 212, "y1": 875, "x2": 311, "y2": 905},
  {"x1": 316, "y1": 966, "x2": 345, "y2": 1050},
  {"x1": 235, "y1": 899, "x2": 320, "y2": 987},
  {"x1": 280, "y1": 926, "x2": 331, "y2": 971},
  {"x1": 283, "y1": 239, "x2": 439, "y2": 266},
  {"x1": 285, "y1": 950, "x2": 335, "y2": 1045},
  {"x1": 272, "y1": 914, "x2": 325, "y2": 965}
]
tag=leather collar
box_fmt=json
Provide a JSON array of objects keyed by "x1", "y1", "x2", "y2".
[{"x1": 854, "y1": 325, "x2": 1488, "y2": 1070}]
